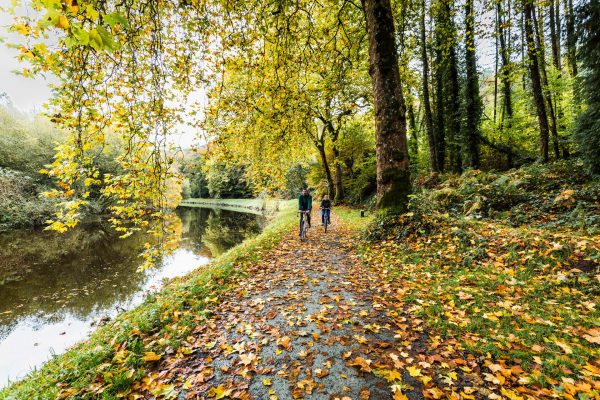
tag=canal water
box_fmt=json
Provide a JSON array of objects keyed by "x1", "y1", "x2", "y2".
[{"x1": 0, "y1": 207, "x2": 265, "y2": 386}]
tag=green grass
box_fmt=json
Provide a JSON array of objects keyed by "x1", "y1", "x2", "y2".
[
  {"x1": 333, "y1": 207, "x2": 374, "y2": 233},
  {"x1": 0, "y1": 204, "x2": 298, "y2": 400}
]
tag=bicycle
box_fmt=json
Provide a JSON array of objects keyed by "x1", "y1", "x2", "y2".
[
  {"x1": 322, "y1": 208, "x2": 331, "y2": 233},
  {"x1": 298, "y1": 210, "x2": 310, "y2": 241}
]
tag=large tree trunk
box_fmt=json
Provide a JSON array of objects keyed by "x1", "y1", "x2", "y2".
[
  {"x1": 362, "y1": 0, "x2": 411, "y2": 210},
  {"x1": 464, "y1": 0, "x2": 481, "y2": 169},
  {"x1": 524, "y1": 0, "x2": 550, "y2": 162},
  {"x1": 435, "y1": 0, "x2": 461, "y2": 174},
  {"x1": 550, "y1": 0, "x2": 567, "y2": 156},
  {"x1": 494, "y1": 6, "x2": 499, "y2": 125},
  {"x1": 434, "y1": 44, "x2": 446, "y2": 172},
  {"x1": 549, "y1": 0, "x2": 561, "y2": 70},
  {"x1": 421, "y1": 0, "x2": 439, "y2": 172},
  {"x1": 447, "y1": 44, "x2": 462, "y2": 173}
]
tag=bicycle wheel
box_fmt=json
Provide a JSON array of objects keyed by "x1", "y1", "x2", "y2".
[
  {"x1": 324, "y1": 217, "x2": 328, "y2": 233},
  {"x1": 303, "y1": 218, "x2": 309, "y2": 240},
  {"x1": 299, "y1": 218, "x2": 305, "y2": 240}
]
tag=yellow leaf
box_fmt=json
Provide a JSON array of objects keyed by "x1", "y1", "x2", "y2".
[
  {"x1": 143, "y1": 352, "x2": 161, "y2": 362},
  {"x1": 14, "y1": 23, "x2": 31, "y2": 35},
  {"x1": 387, "y1": 369, "x2": 402, "y2": 382},
  {"x1": 56, "y1": 15, "x2": 69, "y2": 29},
  {"x1": 407, "y1": 366, "x2": 421, "y2": 377},
  {"x1": 348, "y1": 356, "x2": 372, "y2": 372},
  {"x1": 554, "y1": 340, "x2": 573, "y2": 354},
  {"x1": 208, "y1": 385, "x2": 233, "y2": 399},
  {"x1": 393, "y1": 392, "x2": 408, "y2": 400},
  {"x1": 421, "y1": 375, "x2": 432, "y2": 386}
]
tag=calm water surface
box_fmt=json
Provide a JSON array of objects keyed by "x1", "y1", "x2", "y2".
[{"x1": 0, "y1": 207, "x2": 264, "y2": 386}]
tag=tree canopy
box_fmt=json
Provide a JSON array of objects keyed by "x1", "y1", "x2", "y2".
[{"x1": 5, "y1": 0, "x2": 595, "y2": 239}]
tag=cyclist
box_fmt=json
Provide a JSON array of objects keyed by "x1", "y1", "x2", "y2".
[
  {"x1": 298, "y1": 188, "x2": 312, "y2": 233},
  {"x1": 320, "y1": 194, "x2": 331, "y2": 226}
]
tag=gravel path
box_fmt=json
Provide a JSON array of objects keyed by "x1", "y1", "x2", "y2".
[{"x1": 159, "y1": 215, "x2": 422, "y2": 400}]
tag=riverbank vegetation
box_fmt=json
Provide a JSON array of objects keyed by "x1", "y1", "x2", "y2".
[
  {"x1": 0, "y1": 105, "x2": 64, "y2": 231},
  {"x1": 0, "y1": 103, "x2": 125, "y2": 231}
]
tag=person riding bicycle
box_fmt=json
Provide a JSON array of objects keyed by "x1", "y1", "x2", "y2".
[
  {"x1": 320, "y1": 194, "x2": 331, "y2": 226},
  {"x1": 298, "y1": 188, "x2": 312, "y2": 230}
]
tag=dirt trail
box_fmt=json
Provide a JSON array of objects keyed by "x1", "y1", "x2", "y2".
[{"x1": 154, "y1": 214, "x2": 422, "y2": 399}]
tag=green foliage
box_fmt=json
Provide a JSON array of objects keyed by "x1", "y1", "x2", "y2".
[
  {"x1": 343, "y1": 154, "x2": 377, "y2": 205},
  {"x1": 0, "y1": 106, "x2": 125, "y2": 230},
  {"x1": 179, "y1": 154, "x2": 209, "y2": 199},
  {"x1": 0, "y1": 108, "x2": 65, "y2": 177},
  {"x1": 281, "y1": 164, "x2": 309, "y2": 199},
  {"x1": 425, "y1": 160, "x2": 600, "y2": 233},
  {"x1": 206, "y1": 163, "x2": 254, "y2": 199},
  {"x1": 365, "y1": 160, "x2": 600, "y2": 240},
  {"x1": 575, "y1": 0, "x2": 600, "y2": 174},
  {"x1": 364, "y1": 189, "x2": 445, "y2": 241},
  {"x1": 0, "y1": 168, "x2": 60, "y2": 231}
]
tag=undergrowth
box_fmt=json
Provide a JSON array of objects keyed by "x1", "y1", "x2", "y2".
[{"x1": 358, "y1": 160, "x2": 600, "y2": 398}]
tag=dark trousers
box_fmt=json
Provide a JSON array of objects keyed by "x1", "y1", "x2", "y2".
[{"x1": 321, "y1": 209, "x2": 330, "y2": 224}]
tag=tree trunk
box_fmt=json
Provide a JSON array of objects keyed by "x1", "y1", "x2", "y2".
[
  {"x1": 565, "y1": 0, "x2": 577, "y2": 78},
  {"x1": 421, "y1": 0, "x2": 439, "y2": 172},
  {"x1": 464, "y1": 0, "x2": 481, "y2": 169},
  {"x1": 436, "y1": 0, "x2": 462, "y2": 173},
  {"x1": 494, "y1": 5, "x2": 499, "y2": 125},
  {"x1": 532, "y1": 6, "x2": 560, "y2": 159},
  {"x1": 316, "y1": 140, "x2": 335, "y2": 198},
  {"x1": 407, "y1": 102, "x2": 418, "y2": 157},
  {"x1": 524, "y1": 0, "x2": 550, "y2": 162},
  {"x1": 332, "y1": 146, "x2": 344, "y2": 202},
  {"x1": 498, "y1": 0, "x2": 513, "y2": 126},
  {"x1": 434, "y1": 43, "x2": 446, "y2": 172},
  {"x1": 549, "y1": 0, "x2": 561, "y2": 70},
  {"x1": 551, "y1": 0, "x2": 567, "y2": 156},
  {"x1": 362, "y1": 0, "x2": 411, "y2": 210},
  {"x1": 447, "y1": 45, "x2": 462, "y2": 174}
]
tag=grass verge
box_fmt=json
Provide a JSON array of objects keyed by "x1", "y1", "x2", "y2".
[
  {"x1": 0, "y1": 203, "x2": 297, "y2": 400},
  {"x1": 177, "y1": 198, "x2": 289, "y2": 215}
]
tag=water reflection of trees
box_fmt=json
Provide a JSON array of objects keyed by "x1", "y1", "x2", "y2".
[
  {"x1": 0, "y1": 223, "x2": 151, "y2": 329},
  {"x1": 0, "y1": 208, "x2": 265, "y2": 339},
  {"x1": 201, "y1": 209, "x2": 265, "y2": 257}
]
